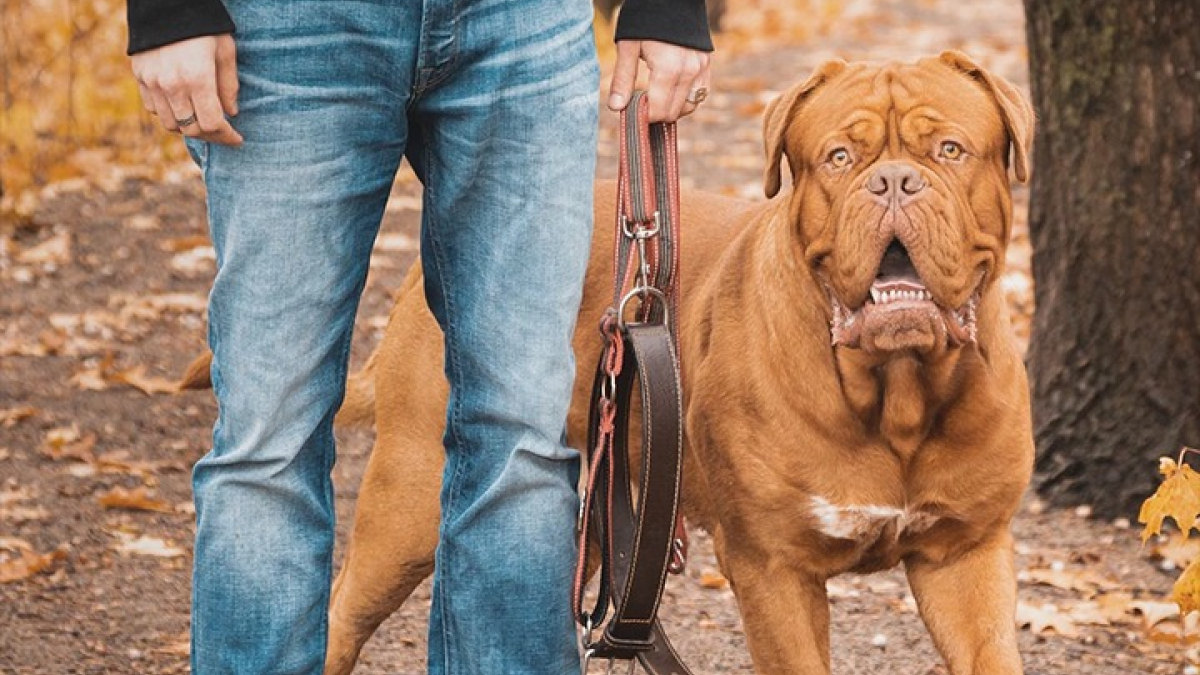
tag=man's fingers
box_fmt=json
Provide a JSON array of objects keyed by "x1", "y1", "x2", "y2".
[
  {"x1": 215, "y1": 36, "x2": 239, "y2": 116},
  {"x1": 164, "y1": 89, "x2": 198, "y2": 135},
  {"x1": 678, "y1": 66, "x2": 712, "y2": 120},
  {"x1": 130, "y1": 35, "x2": 242, "y2": 144},
  {"x1": 136, "y1": 82, "x2": 157, "y2": 114},
  {"x1": 608, "y1": 41, "x2": 641, "y2": 111},
  {"x1": 647, "y1": 67, "x2": 684, "y2": 122},
  {"x1": 151, "y1": 91, "x2": 180, "y2": 131},
  {"x1": 192, "y1": 84, "x2": 244, "y2": 146}
]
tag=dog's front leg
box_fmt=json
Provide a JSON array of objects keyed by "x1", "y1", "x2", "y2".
[
  {"x1": 905, "y1": 531, "x2": 1024, "y2": 675},
  {"x1": 724, "y1": 553, "x2": 832, "y2": 675}
]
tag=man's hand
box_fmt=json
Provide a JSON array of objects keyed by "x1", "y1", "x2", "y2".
[
  {"x1": 131, "y1": 35, "x2": 243, "y2": 146},
  {"x1": 608, "y1": 40, "x2": 711, "y2": 123}
]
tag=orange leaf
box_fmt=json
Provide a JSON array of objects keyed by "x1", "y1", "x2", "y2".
[
  {"x1": 1139, "y1": 457, "x2": 1200, "y2": 542},
  {"x1": 159, "y1": 235, "x2": 211, "y2": 253},
  {"x1": 698, "y1": 570, "x2": 729, "y2": 590},
  {"x1": 112, "y1": 365, "x2": 180, "y2": 396},
  {"x1": 41, "y1": 427, "x2": 97, "y2": 462},
  {"x1": 0, "y1": 546, "x2": 67, "y2": 584},
  {"x1": 97, "y1": 486, "x2": 174, "y2": 513},
  {"x1": 1173, "y1": 559, "x2": 1200, "y2": 616},
  {"x1": 0, "y1": 406, "x2": 38, "y2": 428}
]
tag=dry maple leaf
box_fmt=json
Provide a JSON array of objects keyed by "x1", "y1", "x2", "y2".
[
  {"x1": 112, "y1": 534, "x2": 186, "y2": 558},
  {"x1": 97, "y1": 486, "x2": 174, "y2": 513},
  {"x1": 1173, "y1": 560, "x2": 1200, "y2": 616},
  {"x1": 112, "y1": 365, "x2": 180, "y2": 396},
  {"x1": 0, "y1": 405, "x2": 37, "y2": 427},
  {"x1": 1139, "y1": 453, "x2": 1200, "y2": 543},
  {"x1": 1016, "y1": 601, "x2": 1079, "y2": 637},
  {"x1": 1130, "y1": 599, "x2": 1181, "y2": 628},
  {"x1": 16, "y1": 231, "x2": 72, "y2": 265},
  {"x1": 41, "y1": 427, "x2": 97, "y2": 462},
  {"x1": 1152, "y1": 532, "x2": 1200, "y2": 570},
  {"x1": 0, "y1": 545, "x2": 68, "y2": 584},
  {"x1": 159, "y1": 235, "x2": 211, "y2": 253},
  {"x1": 1021, "y1": 566, "x2": 1119, "y2": 596},
  {"x1": 698, "y1": 570, "x2": 730, "y2": 590}
]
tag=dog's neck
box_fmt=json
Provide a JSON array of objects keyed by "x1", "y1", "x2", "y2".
[{"x1": 833, "y1": 347, "x2": 971, "y2": 460}]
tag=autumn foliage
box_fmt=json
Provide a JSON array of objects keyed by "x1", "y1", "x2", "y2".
[
  {"x1": 0, "y1": 0, "x2": 190, "y2": 201},
  {"x1": 1139, "y1": 449, "x2": 1200, "y2": 615}
]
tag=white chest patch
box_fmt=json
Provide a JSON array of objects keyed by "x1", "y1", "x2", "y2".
[{"x1": 808, "y1": 496, "x2": 942, "y2": 542}]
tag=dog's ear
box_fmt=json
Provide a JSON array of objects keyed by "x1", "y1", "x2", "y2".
[
  {"x1": 763, "y1": 59, "x2": 847, "y2": 198},
  {"x1": 938, "y1": 50, "x2": 1035, "y2": 183}
]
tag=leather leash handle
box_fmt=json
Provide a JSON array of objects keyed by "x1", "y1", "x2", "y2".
[{"x1": 572, "y1": 91, "x2": 696, "y2": 675}]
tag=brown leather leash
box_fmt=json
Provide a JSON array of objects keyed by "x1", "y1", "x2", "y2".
[{"x1": 572, "y1": 91, "x2": 695, "y2": 675}]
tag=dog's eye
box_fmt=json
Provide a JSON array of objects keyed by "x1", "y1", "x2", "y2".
[
  {"x1": 828, "y1": 148, "x2": 852, "y2": 168},
  {"x1": 939, "y1": 141, "x2": 964, "y2": 160}
]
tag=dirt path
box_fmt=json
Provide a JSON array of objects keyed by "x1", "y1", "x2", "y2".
[{"x1": 0, "y1": 1, "x2": 1188, "y2": 674}]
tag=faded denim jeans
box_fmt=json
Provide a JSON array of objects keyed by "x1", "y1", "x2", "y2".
[{"x1": 185, "y1": 0, "x2": 598, "y2": 673}]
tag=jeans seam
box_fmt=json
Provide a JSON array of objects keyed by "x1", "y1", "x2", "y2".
[
  {"x1": 411, "y1": 0, "x2": 461, "y2": 98},
  {"x1": 422, "y1": 124, "x2": 464, "y2": 674},
  {"x1": 315, "y1": 304, "x2": 359, "y2": 669}
]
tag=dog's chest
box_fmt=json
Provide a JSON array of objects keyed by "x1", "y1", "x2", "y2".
[{"x1": 806, "y1": 496, "x2": 945, "y2": 569}]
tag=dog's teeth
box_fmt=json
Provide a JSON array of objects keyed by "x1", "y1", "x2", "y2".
[{"x1": 870, "y1": 287, "x2": 882, "y2": 304}]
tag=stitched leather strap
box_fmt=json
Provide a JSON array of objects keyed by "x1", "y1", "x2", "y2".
[{"x1": 573, "y1": 91, "x2": 695, "y2": 675}]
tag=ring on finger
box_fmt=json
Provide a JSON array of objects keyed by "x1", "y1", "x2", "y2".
[
  {"x1": 175, "y1": 113, "x2": 198, "y2": 128},
  {"x1": 686, "y1": 87, "x2": 709, "y2": 105}
]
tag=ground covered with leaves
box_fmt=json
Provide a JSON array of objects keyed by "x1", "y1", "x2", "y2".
[{"x1": 1, "y1": 1, "x2": 1194, "y2": 673}]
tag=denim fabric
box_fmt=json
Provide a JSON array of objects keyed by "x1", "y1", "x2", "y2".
[{"x1": 187, "y1": 1, "x2": 599, "y2": 673}]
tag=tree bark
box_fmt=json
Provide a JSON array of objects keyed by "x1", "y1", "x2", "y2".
[{"x1": 1023, "y1": 0, "x2": 1200, "y2": 519}]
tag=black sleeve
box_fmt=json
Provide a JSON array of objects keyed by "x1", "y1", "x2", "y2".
[
  {"x1": 126, "y1": 0, "x2": 236, "y2": 55},
  {"x1": 614, "y1": 0, "x2": 713, "y2": 52}
]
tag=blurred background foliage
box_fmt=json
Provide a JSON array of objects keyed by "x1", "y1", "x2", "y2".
[
  {"x1": 0, "y1": 0, "x2": 842, "y2": 204},
  {"x1": 1, "y1": 0, "x2": 187, "y2": 202}
]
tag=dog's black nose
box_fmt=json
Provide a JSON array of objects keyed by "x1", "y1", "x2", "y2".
[{"x1": 867, "y1": 162, "x2": 927, "y2": 199}]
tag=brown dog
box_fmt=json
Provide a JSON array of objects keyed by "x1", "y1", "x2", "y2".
[{"x1": 187, "y1": 51, "x2": 1035, "y2": 675}]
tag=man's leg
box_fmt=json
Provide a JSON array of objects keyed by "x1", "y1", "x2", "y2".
[
  {"x1": 188, "y1": 2, "x2": 419, "y2": 673},
  {"x1": 407, "y1": 1, "x2": 600, "y2": 673}
]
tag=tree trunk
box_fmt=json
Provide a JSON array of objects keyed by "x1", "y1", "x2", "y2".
[{"x1": 1023, "y1": 0, "x2": 1200, "y2": 519}]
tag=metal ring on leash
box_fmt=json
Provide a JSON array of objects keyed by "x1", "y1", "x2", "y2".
[{"x1": 617, "y1": 286, "x2": 669, "y2": 331}]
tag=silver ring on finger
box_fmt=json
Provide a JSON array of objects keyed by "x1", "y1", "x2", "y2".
[
  {"x1": 686, "y1": 87, "x2": 709, "y2": 105},
  {"x1": 175, "y1": 113, "x2": 198, "y2": 128}
]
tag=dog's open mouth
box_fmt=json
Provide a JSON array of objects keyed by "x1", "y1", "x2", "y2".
[{"x1": 830, "y1": 240, "x2": 978, "y2": 352}]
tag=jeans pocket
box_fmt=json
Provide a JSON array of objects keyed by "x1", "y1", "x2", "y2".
[{"x1": 184, "y1": 137, "x2": 209, "y2": 169}]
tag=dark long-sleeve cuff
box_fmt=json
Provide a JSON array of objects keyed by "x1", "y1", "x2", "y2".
[
  {"x1": 126, "y1": 0, "x2": 236, "y2": 55},
  {"x1": 614, "y1": 0, "x2": 714, "y2": 52}
]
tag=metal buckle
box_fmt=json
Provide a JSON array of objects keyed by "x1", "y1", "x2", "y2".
[{"x1": 621, "y1": 212, "x2": 661, "y2": 240}]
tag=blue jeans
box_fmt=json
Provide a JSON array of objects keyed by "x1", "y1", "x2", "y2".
[{"x1": 186, "y1": 1, "x2": 599, "y2": 673}]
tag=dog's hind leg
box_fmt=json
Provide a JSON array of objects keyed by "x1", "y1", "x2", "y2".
[{"x1": 325, "y1": 432, "x2": 443, "y2": 675}]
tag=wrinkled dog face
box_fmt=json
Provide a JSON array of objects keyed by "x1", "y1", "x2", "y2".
[{"x1": 764, "y1": 52, "x2": 1033, "y2": 356}]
